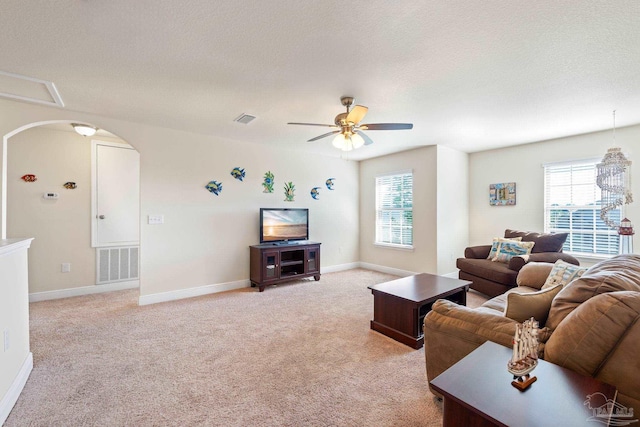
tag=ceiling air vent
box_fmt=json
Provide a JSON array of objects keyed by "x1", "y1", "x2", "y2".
[{"x1": 234, "y1": 113, "x2": 256, "y2": 125}]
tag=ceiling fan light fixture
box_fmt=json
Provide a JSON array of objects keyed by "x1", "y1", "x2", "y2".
[
  {"x1": 332, "y1": 133, "x2": 348, "y2": 150},
  {"x1": 351, "y1": 133, "x2": 365, "y2": 149},
  {"x1": 71, "y1": 123, "x2": 98, "y2": 137}
]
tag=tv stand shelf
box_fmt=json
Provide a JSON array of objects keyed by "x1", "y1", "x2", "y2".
[{"x1": 250, "y1": 242, "x2": 321, "y2": 292}]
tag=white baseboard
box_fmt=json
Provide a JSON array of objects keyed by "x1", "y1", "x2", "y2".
[
  {"x1": 321, "y1": 262, "x2": 361, "y2": 273},
  {"x1": 136, "y1": 264, "x2": 449, "y2": 306},
  {"x1": 0, "y1": 352, "x2": 33, "y2": 426},
  {"x1": 138, "y1": 279, "x2": 250, "y2": 306},
  {"x1": 358, "y1": 262, "x2": 418, "y2": 277},
  {"x1": 29, "y1": 280, "x2": 139, "y2": 302},
  {"x1": 441, "y1": 271, "x2": 459, "y2": 278}
]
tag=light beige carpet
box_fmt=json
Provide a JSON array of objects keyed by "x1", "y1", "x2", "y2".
[{"x1": 6, "y1": 269, "x2": 487, "y2": 426}]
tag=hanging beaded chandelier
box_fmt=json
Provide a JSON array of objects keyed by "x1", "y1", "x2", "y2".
[{"x1": 596, "y1": 111, "x2": 633, "y2": 230}]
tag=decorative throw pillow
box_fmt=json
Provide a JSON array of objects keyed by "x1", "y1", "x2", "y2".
[
  {"x1": 542, "y1": 259, "x2": 587, "y2": 289},
  {"x1": 504, "y1": 284, "x2": 563, "y2": 325},
  {"x1": 515, "y1": 262, "x2": 555, "y2": 290},
  {"x1": 492, "y1": 240, "x2": 535, "y2": 263},
  {"x1": 487, "y1": 237, "x2": 523, "y2": 260}
]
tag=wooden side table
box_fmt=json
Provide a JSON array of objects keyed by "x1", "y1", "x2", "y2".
[{"x1": 430, "y1": 341, "x2": 618, "y2": 427}]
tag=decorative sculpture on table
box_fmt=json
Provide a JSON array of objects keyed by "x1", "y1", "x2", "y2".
[{"x1": 507, "y1": 317, "x2": 539, "y2": 391}]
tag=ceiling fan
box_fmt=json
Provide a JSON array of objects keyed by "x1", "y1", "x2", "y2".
[{"x1": 288, "y1": 96, "x2": 413, "y2": 151}]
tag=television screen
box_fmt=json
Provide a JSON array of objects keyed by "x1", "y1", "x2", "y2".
[{"x1": 260, "y1": 208, "x2": 309, "y2": 243}]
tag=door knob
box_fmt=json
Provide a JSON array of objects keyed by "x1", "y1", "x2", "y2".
[{"x1": 98, "y1": 215, "x2": 105, "y2": 219}]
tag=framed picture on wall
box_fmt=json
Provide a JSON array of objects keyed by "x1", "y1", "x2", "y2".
[{"x1": 489, "y1": 182, "x2": 516, "y2": 206}]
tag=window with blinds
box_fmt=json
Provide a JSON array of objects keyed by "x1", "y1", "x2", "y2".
[
  {"x1": 375, "y1": 171, "x2": 413, "y2": 248},
  {"x1": 544, "y1": 159, "x2": 620, "y2": 256}
]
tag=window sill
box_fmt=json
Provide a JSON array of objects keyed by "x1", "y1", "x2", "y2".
[{"x1": 374, "y1": 242, "x2": 414, "y2": 251}]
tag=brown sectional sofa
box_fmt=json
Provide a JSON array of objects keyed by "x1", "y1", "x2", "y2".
[
  {"x1": 425, "y1": 254, "x2": 640, "y2": 416},
  {"x1": 457, "y1": 229, "x2": 580, "y2": 297}
]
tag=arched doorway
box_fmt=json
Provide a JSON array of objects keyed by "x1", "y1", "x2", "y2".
[{"x1": 2, "y1": 120, "x2": 141, "y2": 300}]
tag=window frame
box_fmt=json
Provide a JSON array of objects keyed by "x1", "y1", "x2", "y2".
[
  {"x1": 543, "y1": 158, "x2": 622, "y2": 259},
  {"x1": 374, "y1": 170, "x2": 414, "y2": 250}
]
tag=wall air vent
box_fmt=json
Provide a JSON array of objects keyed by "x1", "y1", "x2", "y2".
[
  {"x1": 234, "y1": 113, "x2": 256, "y2": 124},
  {"x1": 0, "y1": 70, "x2": 65, "y2": 107}
]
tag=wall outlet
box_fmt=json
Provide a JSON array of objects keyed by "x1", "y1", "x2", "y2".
[
  {"x1": 61, "y1": 263, "x2": 71, "y2": 273},
  {"x1": 3, "y1": 328, "x2": 9, "y2": 352}
]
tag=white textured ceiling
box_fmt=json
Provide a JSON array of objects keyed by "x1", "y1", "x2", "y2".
[{"x1": 2, "y1": 1, "x2": 640, "y2": 160}]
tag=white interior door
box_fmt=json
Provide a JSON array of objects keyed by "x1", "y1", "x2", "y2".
[{"x1": 92, "y1": 141, "x2": 140, "y2": 247}]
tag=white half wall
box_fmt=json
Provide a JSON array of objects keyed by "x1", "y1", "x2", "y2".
[{"x1": 0, "y1": 238, "x2": 33, "y2": 425}]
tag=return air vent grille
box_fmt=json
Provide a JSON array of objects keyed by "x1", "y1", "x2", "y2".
[{"x1": 97, "y1": 246, "x2": 139, "y2": 284}]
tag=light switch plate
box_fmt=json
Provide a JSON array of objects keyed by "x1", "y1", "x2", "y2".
[{"x1": 148, "y1": 215, "x2": 164, "y2": 225}]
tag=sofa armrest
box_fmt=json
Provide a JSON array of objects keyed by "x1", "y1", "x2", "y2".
[
  {"x1": 464, "y1": 245, "x2": 492, "y2": 259},
  {"x1": 508, "y1": 252, "x2": 580, "y2": 272},
  {"x1": 424, "y1": 299, "x2": 518, "y2": 391}
]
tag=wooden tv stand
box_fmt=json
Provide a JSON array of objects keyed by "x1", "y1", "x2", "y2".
[{"x1": 249, "y1": 242, "x2": 321, "y2": 291}]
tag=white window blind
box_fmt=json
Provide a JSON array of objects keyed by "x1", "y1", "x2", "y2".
[
  {"x1": 544, "y1": 159, "x2": 620, "y2": 256},
  {"x1": 375, "y1": 172, "x2": 413, "y2": 247}
]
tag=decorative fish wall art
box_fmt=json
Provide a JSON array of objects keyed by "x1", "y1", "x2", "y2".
[
  {"x1": 205, "y1": 180, "x2": 223, "y2": 196},
  {"x1": 326, "y1": 178, "x2": 335, "y2": 190},
  {"x1": 231, "y1": 167, "x2": 245, "y2": 181},
  {"x1": 21, "y1": 174, "x2": 37, "y2": 182},
  {"x1": 310, "y1": 187, "x2": 320, "y2": 200},
  {"x1": 63, "y1": 182, "x2": 77, "y2": 189}
]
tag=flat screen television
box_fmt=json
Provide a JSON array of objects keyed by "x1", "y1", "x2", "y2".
[{"x1": 260, "y1": 208, "x2": 309, "y2": 244}]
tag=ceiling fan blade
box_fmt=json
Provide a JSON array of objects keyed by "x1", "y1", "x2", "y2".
[
  {"x1": 308, "y1": 130, "x2": 340, "y2": 142},
  {"x1": 346, "y1": 105, "x2": 368, "y2": 124},
  {"x1": 358, "y1": 131, "x2": 374, "y2": 146},
  {"x1": 288, "y1": 122, "x2": 339, "y2": 128},
  {"x1": 360, "y1": 123, "x2": 413, "y2": 130}
]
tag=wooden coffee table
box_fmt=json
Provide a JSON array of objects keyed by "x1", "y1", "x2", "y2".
[
  {"x1": 430, "y1": 341, "x2": 619, "y2": 427},
  {"x1": 368, "y1": 273, "x2": 471, "y2": 349}
]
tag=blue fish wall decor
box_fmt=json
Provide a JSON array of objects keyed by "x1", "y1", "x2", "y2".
[
  {"x1": 231, "y1": 167, "x2": 246, "y2": 181},
  {"x1": 326, "y1": 178, "x2": 335, "y2": 190},
  {"x1": 311, "y1": 187, "x2": 321, "y2": 200},
  {"x1": 205, "y1": 180, "x2": 223, "y2": 195}
]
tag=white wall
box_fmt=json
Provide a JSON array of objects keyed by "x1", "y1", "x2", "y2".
[
  {"x1": 436, "y1": 145, "x2": 469, "y2": 274},
  {"x1": 7, "y1": 128, "x2": 127, "y2": 293},
  {"x1": 359, "y1": 146, "x2": 439, "y2": 274},
  {"x1": 0, "y1": 239, "x2": 32, "y2": 425},
  {"x1": 468, "y1": 125, "x2": 640, "y2": 258},
  {"x1": 0, "y1": 99, "x2": 360, "y2": 303}
]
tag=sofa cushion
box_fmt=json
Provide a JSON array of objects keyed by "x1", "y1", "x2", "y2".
[
  {"x1": 516, "y1": 262, "x2": 554, "y2": 290},
  {"x1": 504, "y1": 229, "x2": 568, "y2": 253},
  {"x1": 504, "y1": 284, "x2": 563, "y2": 325},
  {"x1": 487, "y1": 237, "x2": 522, "y2": 260},
  {"x1": 546, "y1": 254, "x2": 640, "y2": 330},
  {"x1": 544, "y1": 291, "x2": 640, "y2": 408},
  {"x1": 492, "y1": 240, "x2": 535, "y2": 263},
  {"x1": 457, "y1": 258, "x2": 518, "y2": 286},
  {"x1": 481, "y1": 285, "x2": 539, "y2": 312},
  {"x1": 542, "y1": 259, "x2": 587, "y2": 289}
]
